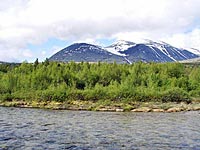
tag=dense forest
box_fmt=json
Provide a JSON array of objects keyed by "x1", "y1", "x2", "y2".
[{"x1": 0, "y1": 60, "x2": 200, "y2": 104}]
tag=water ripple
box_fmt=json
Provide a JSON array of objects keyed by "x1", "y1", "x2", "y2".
[{"x1": 0, "y1": 107, "x2": 200, "y2": 150}]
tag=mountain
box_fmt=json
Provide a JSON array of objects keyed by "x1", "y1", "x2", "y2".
[
  {"x1": 49, "y1": 40, "x2": 199, "y2": 63},
  {"x1": 49, "y1": 43, "x2": 127, "y2": 63},
  {"x1": 0, "y1": 61, "x2": 13, "y2": 64}
]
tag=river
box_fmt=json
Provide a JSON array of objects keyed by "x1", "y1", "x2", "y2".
[{"x1": 0, "y1": 107, "x2": 200, "y2": 150}]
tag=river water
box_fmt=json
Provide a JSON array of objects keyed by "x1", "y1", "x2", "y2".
[{"x1": 0, "y1": 107, "x2": 200, "y2": 150}]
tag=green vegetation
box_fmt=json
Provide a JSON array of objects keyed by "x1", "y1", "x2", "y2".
[{"x1": 0, "y1": 61, "x2": 200, "y2": 111}]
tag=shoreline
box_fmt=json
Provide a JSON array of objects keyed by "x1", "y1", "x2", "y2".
[{"x1": 0, "y1": 100, "x2": 200, "y2": 112}]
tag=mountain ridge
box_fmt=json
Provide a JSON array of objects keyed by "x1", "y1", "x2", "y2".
[{"x1": 49, "y1": 43, "x2": 127, "y2": 63}]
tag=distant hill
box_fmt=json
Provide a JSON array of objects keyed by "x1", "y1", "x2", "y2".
[
  {"x1": 0, "y1": 61, "x2": 21, "y2": 66},
  {"x1": 0, "y1": 61, "x2": 8, "y2": 64},
  {"x1": 179, "y1": 57, "x2": 200, "y2": 64},
  {"x1": 49, "y1": 40, "x2": 199, "y2": 63}
]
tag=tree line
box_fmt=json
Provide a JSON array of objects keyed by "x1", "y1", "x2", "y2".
[{"x1": 0, "y1": 61, "x2": 199, "y2": 103}]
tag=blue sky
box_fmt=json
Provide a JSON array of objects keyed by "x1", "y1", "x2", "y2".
[
  {"x1": 0, "y1": 0, "x2": 200, "y2": 62},
  {"x1": 27, "y1": 38, "x2": 70, "y2": 62}
]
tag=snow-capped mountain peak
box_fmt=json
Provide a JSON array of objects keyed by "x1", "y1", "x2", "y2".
[
  {"x1": 112, "y1": 40, "x2": 135, "y2": 46},
  {"x1": 143, "y1": 39, "x2": 170, "y2": 47},
  {"x1": 104, "y1": 40, "x2": 135, "y2": 56},
  {"x1": 106, "y1": 40, "x2": 135, "y2": 51}
]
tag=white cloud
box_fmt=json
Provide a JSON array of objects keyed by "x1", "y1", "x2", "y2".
[
  {"x1": 0, "y1": 0, "x2": 200, "y2": 62},
  {"x1": 0, "y1": 46, "x2": 32, "y2": 62},
  {"x1": 162, "y1": 29, "x2": 200, "y2": 49}
]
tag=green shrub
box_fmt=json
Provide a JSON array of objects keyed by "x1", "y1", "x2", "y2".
[
  {"x1": 161, "y1": 88, "x2": 191, "y2": 103},
  {"x1": 0, "y1": 93, "x2": 13, "y2": 101}
]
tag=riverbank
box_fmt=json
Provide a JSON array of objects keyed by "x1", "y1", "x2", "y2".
[{"x1": 0, "y1": 99, "x2": 200, "y2": 112}]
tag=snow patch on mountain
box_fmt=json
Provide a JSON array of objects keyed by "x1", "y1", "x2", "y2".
[{"x1": 104, "y1": 47, "x2": 126, "y2": 56}]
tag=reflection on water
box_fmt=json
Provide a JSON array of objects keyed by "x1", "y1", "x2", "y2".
[{"x1": 0, "y1": 107, "x2": 200, "y2": 150}]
